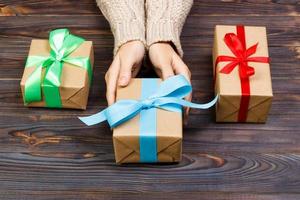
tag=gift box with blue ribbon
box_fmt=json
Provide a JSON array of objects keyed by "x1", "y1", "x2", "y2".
[
  {"x1": 113, "y1": 78, "x2": 183, "y2": 163},
  {"x1": 79, "y1": 75, "x2": 218, "y2": 164}
]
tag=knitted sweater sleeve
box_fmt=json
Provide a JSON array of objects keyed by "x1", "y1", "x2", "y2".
[
  {"x1": 96, "y1": 0, "x2": 146, "y2": 56},
  {"x1": 146, "y1": 0, "x2": 193, "y2": 57}
]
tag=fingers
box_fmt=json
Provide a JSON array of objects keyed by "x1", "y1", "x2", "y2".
[
  {"x1": 153, "y1": 64, "x2": 175, "y2": 80},
  {"x1": 105, "y1": 40, "x2": 145, "y2": 106},
  {"x1": 172, "y1": 55, "x2": 193, "y2": 125},
  {"x1": 118, "y1": 59, "x2": 133, "y2": 87},
  {"x1": 161, "y1": 65, "x2": 175, "y2": 80},
  {"x1": 153, "y1": 67, "x2": 163, "y2": 78},
  {"x1": 132, "y1": 62, "x2": 142, "y2": 78},
  {"x1": 106, "y1": 56, "x2": 141, "y2": 105},
  {"x1": 183, "y1": 93, "x2": 192, "y2": 126},
  {"x1": 105, "y1": 57, "x2": 120, "y2": 106},
  {"x1": 173, "y1": 54, "x2": 191, "y2": 83},
  {"x1": 173, "y1": 55, "x2": 192, "y2": 98}
]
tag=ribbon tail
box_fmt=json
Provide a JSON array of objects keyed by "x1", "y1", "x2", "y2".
[
  {"x1": 157, "y1": 95, "x2": 219, "y2": 111},
  {"x1": 79, "y1": 100, "x2": 143, "y2": 127},
  {"x1": 24, "y1": 65, "x2": 43, "y2": 103},
  {"x1": 43, "y1": 60, "x2": 63, "y2": 108},
  {"x1": 219, "y1": 61, "x2": 239, "y2": 74},
  {"x1": 79, "y1": 109, "x2": 108, "y2": 126},
  {"x1": 185, "y1": 95, "x2": 219, "y2": 109},
  {"x1": 246, "y1": 43, "x2": 259, "y2": 57}
]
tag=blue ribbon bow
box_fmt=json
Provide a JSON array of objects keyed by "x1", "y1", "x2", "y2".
[{"x1": 79, "y1": 75, "x2": 218, "y2": 128}]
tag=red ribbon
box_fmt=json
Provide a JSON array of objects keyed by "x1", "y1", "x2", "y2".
[{"x1": 215, "y1": 25, "x2": 270, "y2": 122}]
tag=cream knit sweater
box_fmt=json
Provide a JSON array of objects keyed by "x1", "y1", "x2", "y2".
[{"x1": 96, "y1": 0, "x2": 193, "y2": 57}]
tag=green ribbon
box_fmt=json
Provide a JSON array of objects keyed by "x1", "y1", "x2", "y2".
[{"x1": 24, "y1": 28, "x2": 92, "y2": 108}]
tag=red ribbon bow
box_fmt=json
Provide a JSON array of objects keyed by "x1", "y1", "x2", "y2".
[{"x1": 214, "y1": 25, "x2": 270, "y2": 122}]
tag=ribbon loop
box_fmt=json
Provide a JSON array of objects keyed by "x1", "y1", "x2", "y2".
[
  {"x1": 150, "y1": 74, "x2": 192, "y2": 99},
  {"x1": 49, "y1": 29, "x2": 69, "y2": 55},
  {"x1": 224, "y1": 33, "x2": 245, "y2": 58}
]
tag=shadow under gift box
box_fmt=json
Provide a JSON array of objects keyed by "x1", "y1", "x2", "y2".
[
  {"x1": 213, "y1": 25, "x2": 273, "y2": 123},
  {"x1": 113, "y1": 79, "x2": 182, "y2": 164},
  {"x1": 20, "y1": 39, "x2": 94, "y2": 110}
]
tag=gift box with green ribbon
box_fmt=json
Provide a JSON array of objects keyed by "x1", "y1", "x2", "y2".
[{"x1": 20, "y1": 29, "x2": 94, "y2": 109}]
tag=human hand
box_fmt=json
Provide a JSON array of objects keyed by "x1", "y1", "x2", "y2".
[
  {"x1": 105, "y1": 40, "x2": 145, "y2": 105},
  {"x1": 148, "y1": 42, "x2": 192, "y2": 124}
]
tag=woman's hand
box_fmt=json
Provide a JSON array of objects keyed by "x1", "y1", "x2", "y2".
[
  {"x1": 105, "y1": 40, "x2": 145, "y2": 105},
  {"x1": 149, "y1": 42, "x2": 192, "y2": 123}
]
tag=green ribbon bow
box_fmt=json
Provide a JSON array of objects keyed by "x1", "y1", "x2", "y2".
[{"x1": 24, "y1": 28, "x2": 92, "y2": 108}]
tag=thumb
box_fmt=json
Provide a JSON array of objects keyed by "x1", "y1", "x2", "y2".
[
  {"x1": 118, "y1": 61, "x2": 133, "y2": 87},
  {"x1": 161, "y1": 65, "x2": 175, "y2": 80}
]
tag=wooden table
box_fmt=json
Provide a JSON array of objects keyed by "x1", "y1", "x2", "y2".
[{"x1": 0, "y1": 1, "x2": 300, "y2": 199}]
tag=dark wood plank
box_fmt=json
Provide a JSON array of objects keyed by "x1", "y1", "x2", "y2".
[
  {"x1": 0, "y1": 152, "x2": 299, "y2": 193},
  {"x1": 0, "y1": 0, "x2": 100, "y2": 16},
  {"x1": 0, "y1": 15, "x2": 300, "y2": 49},
  {"x1": 1, "y1": 192, "x2": 300, "y2": 200},
  {"x1": 1, "y1": 0, "x2": 299, "y2": 16}
]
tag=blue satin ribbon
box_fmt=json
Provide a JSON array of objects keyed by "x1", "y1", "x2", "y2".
[
  {"x1": 139, "y1": 79, "x2": 159, "y2": 162},
  {"x1": 79, "y1": 75, "x2": 218, "y2": 162}
]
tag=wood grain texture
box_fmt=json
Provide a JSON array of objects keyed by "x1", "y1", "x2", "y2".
[{"x1": 0, "y1": 0, "x2": 300, "y2": 199}]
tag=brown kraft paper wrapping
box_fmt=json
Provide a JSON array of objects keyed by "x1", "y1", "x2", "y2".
[
  {"x1": 113, "y1": 79, "x2": 182, "y2": 164},
  {"x1": 213, "y1": 25, "x2": 273, "y2": 123},
  {"x1": 20, "y1": 39, "x2": 94, "y2": 110}
]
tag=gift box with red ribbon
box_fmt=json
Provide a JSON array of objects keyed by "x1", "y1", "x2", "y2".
[{"x1": 213, "y1": 25, "x2": 273, "y2": 123}]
